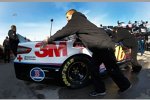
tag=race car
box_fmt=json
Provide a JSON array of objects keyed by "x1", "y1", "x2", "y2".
[{"x1": 14, "y1": 39, "x2": 131, "y2": 89}]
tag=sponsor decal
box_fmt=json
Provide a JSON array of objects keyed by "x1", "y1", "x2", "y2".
[
  {"x1": 115, "y1": 46, "x2": 125, "y2": 61},
  {"x1": 17, "y1": 55, "x2": 23, "y2": 62},
  {"x1": 24, "y1": 56, "x2": 36, "y2": 60},
  {"x1": 99, "y1": 63, "x2": 106, "y2": 73},
  {"x1": 30, "y1": 67, "x2": 45, "y2": 82},
  {"x1": 35, "y1": 41, "x2": 67, "y2": 57}
]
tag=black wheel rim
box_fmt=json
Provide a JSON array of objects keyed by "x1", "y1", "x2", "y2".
[{"x1": 67, "y1": 62, "x2": 89, "y2": 84}]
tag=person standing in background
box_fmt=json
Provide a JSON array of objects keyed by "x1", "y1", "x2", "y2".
[
  {"x1": 8, "y1": 25, "x2": 19, "y2": 57},
  {"x1": 3, "y1": 36, "x2": 10, "y2": 63}
]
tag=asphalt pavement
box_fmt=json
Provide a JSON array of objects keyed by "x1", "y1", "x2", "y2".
[{"x1": 0, "y1": 51, "x2": 150, "y2": 99}]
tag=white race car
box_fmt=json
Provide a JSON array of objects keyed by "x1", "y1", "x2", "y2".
[{"x1": 14, "y1": 39, "x2": 131, "y2": 88}]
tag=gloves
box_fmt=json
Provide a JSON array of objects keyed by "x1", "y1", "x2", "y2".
[
  {"x1": 48, "y1": 37, "x2": 55, "y2": 44},
  {"x1": 40, "y1": 41, "x2": 47, "y2": 48}
]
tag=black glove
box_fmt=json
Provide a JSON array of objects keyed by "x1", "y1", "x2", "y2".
[{"x1": 48, "y1": 37, "x2": 55, "y2": 44}]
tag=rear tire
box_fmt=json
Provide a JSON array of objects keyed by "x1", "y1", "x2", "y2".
[{"x1": 60, "y1": 55, "x2": 92, "y2": 89}]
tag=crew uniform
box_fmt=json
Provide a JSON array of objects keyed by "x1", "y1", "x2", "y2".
[
  {"x1": 111, "y1": 27, "x2": 142, "y2": 73},
  {"x1": 47, "y1": 11, "x2": 131, "y2": 94}
]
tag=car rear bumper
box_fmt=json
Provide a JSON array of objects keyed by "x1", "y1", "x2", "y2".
[{"x1": 14, "y1": 62, "x2": 61, "y2": 81}]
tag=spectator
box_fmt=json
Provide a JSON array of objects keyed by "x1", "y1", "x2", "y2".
[{"x1": 3, "y1": 36, "x2": 10, "y2": 63}]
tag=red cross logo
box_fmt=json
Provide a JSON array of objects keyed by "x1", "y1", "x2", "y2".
[{"x1": 17, "y1": 55, "x2": 23, "y2": 62}]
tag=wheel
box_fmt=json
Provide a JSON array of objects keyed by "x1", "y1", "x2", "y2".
[{"x1": 60, "y1": 55, "x2": 92, "y2": 89}]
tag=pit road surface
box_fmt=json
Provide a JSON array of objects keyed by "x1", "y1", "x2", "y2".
[{"x1": 0, "y1": 51, "x2": 150, "y2": 99}]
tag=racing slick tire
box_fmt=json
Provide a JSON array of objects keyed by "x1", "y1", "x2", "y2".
[{"x1": 60, "y1": 55, "x2": 92, "y2": 89}]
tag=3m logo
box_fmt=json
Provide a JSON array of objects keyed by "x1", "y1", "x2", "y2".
[{"x1": 35, "y1": 42, "x2": 67, "y2": 57}]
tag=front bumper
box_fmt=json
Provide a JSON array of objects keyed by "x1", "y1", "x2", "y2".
[{"x1": 14, "y1": 62, "x2": 61, "y2": 81}]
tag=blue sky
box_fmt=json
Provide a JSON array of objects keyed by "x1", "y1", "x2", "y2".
[{"x1": 0, "y1": 2, "x2": 150, "y2": 45}]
